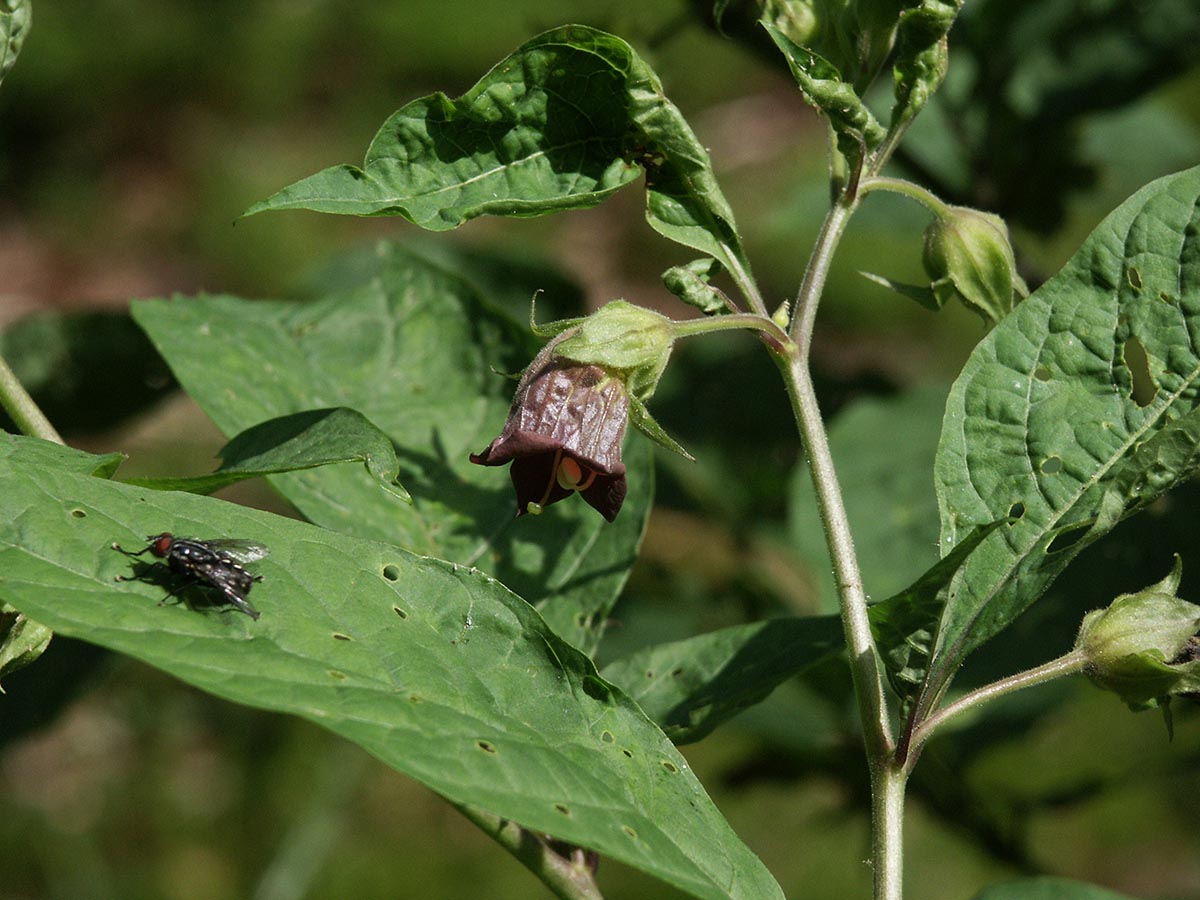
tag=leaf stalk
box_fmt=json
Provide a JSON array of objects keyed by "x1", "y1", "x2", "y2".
[{"x1": 0, "y1": 349, "x2": 62, "y2": 444}]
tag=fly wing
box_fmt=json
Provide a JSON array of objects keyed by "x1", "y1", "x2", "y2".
[{"x1": 202, "y1": 539, "x2": 270, "y2": 564}]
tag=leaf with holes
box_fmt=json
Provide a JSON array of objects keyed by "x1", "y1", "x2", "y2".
[
  {"x1": 602, "y1": 616, "x2": 843, "y2": 744},
  {"x1": 0, "y1": 433, "x2": 783, "y2": 900},
  {"x1": 244, "y1": 25, "x2": 750, "y2": 281},
  {"x1": 127, "y1": 407, "x2": 411, "y2": 502},
  {"x1": 130, "y1": 242, "x2": 652, "y2": 655},
  {"x1": 926, "y1": 165, "x2": 1200, "y2": 709}
]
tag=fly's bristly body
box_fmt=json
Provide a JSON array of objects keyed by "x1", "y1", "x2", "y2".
[{"x1": 112, "y1": 532, "x2": 268, "y2": 620}]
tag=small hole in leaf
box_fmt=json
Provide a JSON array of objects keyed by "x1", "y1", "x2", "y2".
[
  {"x1": 671, "y1": 667, "x2": 684, "y2": 677},
  {"x1": 622, "y1": 825, "x2": 638, "y2": 840},
  {"x1": 332, "y1": 632, "x2": 352, "y2": 641},
  {"x1": 1046, "y1": 522, "x2": 1090, "y2": 554},
  {"x1": 600, "y1": 730, "x2": 615, "y2": 744},
  {"x1": 393, "y1": 606, "x2": 407, "y2": 619},
  {"x1": 477, "y1": 740, "x2": 496, "y2": 754},
  {"x1": 554, "y1": 803, "x2": 571, "y2": 816},
  {"x1": 1033, "y1": 365, "x2": 1052, "y2": 382},
  {"x1": 1159, "y1": 291, "x2": 1175, "y2": 304},
  {"x1": 71, "y1": 509, "x2": 86, "y2": 518},
  {"x1": 329, "y1": 670, "x2": 347, "y2": 680},
  {"x1": 1040, "y1": 456, "x2": 1063, "y2": 474},
  {"x1": 382, "y1": 564, "x2": 401, "y2": 581},
  {"x1": 644, "y1": 669, "x2": 655, "y2": 679},
  {"x1": 1127, "y1": 267, "x2": 1143, "y2": 290},
  {"x1": 1122, "y1": 337, "x2": 1156, "y2": 407},
  {"x1": 662, "y1": 761, "x2": 678, "y2": 774},
  {"x1": 1007, "y1": 502, "x2": 1025, "y2": 520},
  {"x1": 622, "y1": 748, "x2": 633, "y2": 759}
]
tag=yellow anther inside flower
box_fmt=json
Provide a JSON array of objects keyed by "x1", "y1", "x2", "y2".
[
  {"x1": 556, "y1": 456, "x2": 597, "y2": 493},
  {"x1": 557, "y1": 456, "x2": 583, "y2": 490}
]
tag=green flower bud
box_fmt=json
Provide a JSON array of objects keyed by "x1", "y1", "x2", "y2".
[
  {"x1": 923, "y1": 206, "x2": 1022, "y2": 327},
  {"x1": 1075, "y1": 560, "x2": 1200, "y2": 710}
]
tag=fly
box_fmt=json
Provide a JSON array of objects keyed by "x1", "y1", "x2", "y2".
[{"x1": 112, "y1": 532, "x2": 268, "y2": 620}]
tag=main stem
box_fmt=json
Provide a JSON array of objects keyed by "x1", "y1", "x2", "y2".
[{"x1": 776, "y1": 187, "x2": 902, "y2": 899}]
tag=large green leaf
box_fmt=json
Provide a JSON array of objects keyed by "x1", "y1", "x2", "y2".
[
  {"x1": 929, "y1": 166, "x2": 1200, "y2": 704},
  {"x1": 128, "y1": 407, "x2": 411, "y2": 502},
  {"x1": 245, "y1": 25, "x2": 750, "y2": 280},
  {"x1": 602, "y1": 615, "x2": 843, "y2": 744},
  {"x1": 0, "y1": 433, "x2": 782, "y2": 900},
  {"x1": 130, "y1": 242, "x2": 652, "y2": 654}
]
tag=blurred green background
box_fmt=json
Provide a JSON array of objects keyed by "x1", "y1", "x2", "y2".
[{"x1": 2, "y1": 2, "x2": 1199, "y2": 899}]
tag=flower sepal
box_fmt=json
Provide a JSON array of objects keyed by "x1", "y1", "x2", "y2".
[{"x1": 1075, "y1": 557, "x2": 1200, "y2": 711}]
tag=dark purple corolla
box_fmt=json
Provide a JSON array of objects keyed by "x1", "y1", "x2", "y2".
[{"x1": 470, "y1": 340, "x2": 629, "y2": 521}]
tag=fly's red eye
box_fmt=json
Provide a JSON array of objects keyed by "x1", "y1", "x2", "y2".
[{"x1": 152, "y1": 535, "x2": 174, "y2": 557}]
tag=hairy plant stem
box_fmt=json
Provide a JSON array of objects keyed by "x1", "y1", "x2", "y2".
[
  {"x1": 670, "y1": 311, "x2": 789, "y2": 346},
  {"x1": 905, "y1": 649, "x2": 1088, "y2": 768},
  {"x1": 0, "y1": 350, "x2": 62, "y2": 443},
  {"x1": 776, "y1": 184, "x2": 904, "y2": 899},
  {"x1": 858, "y1": 175, "x2": 951, "y2": 216},
  {"x1": 456, "y1": 804, "x2": 604, "y2": 900}
]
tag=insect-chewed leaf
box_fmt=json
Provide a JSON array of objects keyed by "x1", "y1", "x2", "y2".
[
  {"x1": 926, "y1": 165, "x2": 1200, "y2": 704},
  {"x1": 0, "y1": 432, "x2": 783, "y2": 900},
  {"x1": 130, "y1": 242, "x2": 653, "y2": 656},
  {"x1": 244, "y1": 26, "x2": 751, "y2": 283}
]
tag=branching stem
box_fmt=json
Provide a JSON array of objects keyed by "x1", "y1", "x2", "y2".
[{"x1": 905, "y1": 649, "x2": 1088, "y2": 767}]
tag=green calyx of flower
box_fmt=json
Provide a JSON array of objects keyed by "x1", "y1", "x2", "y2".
[
  {"x1": 531, "y1": 300, "x2": 694, "y2": 462},
  {"x1": 923, "y1": 205, "x2": 1025, "y2": 327},
  {"x1": 1074, "y1": 558, "x2": 1200, "y2": 711},
  {"x1": 552, "y1": 300, "x2": 676, "y2": 402}
]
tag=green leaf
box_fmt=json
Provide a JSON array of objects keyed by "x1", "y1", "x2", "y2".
[
  {"x1": 0, "y1": 432, "x2": 125, "y2": 478},
  {"x1": 245, "y1": 26, "x2": 751, "y2": 281},
  {"x1": 602, "y1": 616, "x2": 843, "y2": 744},
  {"x1": 0, "y1": 0, "x2": 30, "y2": 87},
  {"x1": 889, "y1": 0, "x2": 960, "y2": 130},
  {"x1": 127, "y1": 407, "x2": 411, "y2": 502},
  {"x1": 761, "y1": 21, "x2": 886, "y2": 158},
  {"x1": 130, "y1": 242, "x2": 652, "y2": 655},
  {"x1": 662, "y1": 259, "x2": 730, "y2": 315},
  {"x1": 790, "y1": 387, "x2": 947, "y2": 610},
  {"x1": 0, "y1": 604, "x2": 52, "y2": 690},
  {"x1": 971, "y1": 876, "x2": 1139, "y2": 900},
  {"x1": 868, "y1": 521, "x2": 1005, "y2": 703},
  {"x1": 928, "y1": 166, "x2": 1200, "y2": 704},
  {"x1": 0, "y1": 433, "x2": 782, "y2": 900}
]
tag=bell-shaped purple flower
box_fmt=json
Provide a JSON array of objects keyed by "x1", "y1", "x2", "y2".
[{"x1": 470, "y1": 339, "x2": 629, "y2": 522}]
